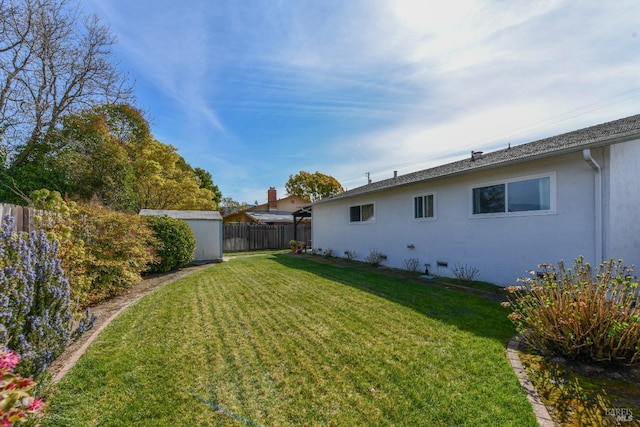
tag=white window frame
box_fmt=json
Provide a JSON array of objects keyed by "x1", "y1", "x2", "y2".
[
  {"x1": 469, "y1": 172, "x2": 556, "y2": 218},
  {"x1": 349, "y1": 202, "x2": 375, "y2": 224},
  {"x1": 412, "y1": 192, "x2": 436, "y2": 221}
]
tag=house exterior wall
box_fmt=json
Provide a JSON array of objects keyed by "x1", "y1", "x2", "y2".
[
  {"x1": 223, "y1": 212, "x2": 251, "y2": 224},
  {"x1": 313, "y1": 151, "x2": 602, "y2": 286},
  {"x1": 223, "y1": 196, "x2": 308, "y2": 223},
  {"x1": 607, "y1": 138, "x2": 640, "y2": 268},
  {"x1": 186, "y1": 219, "x2": 223, "y2": 262},
  {"x1": 274, "y1": 196, "x2": 308, "y2": 212}
]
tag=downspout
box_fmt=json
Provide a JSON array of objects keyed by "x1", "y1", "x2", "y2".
[{"x1": 583, "y1": 149, "x2": 603, "y2": 264}]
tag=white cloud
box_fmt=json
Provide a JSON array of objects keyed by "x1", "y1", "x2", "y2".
[{"x1": 81, "y1": 0, "x2": 640, "y2": 204}]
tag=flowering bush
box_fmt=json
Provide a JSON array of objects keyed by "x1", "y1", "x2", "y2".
[
  {"x1": 0, "y1": 349, "x2": 45, "y2": 426},
  {"x1": 505, "y1": 257, "x2": 640, "y2": 365},
  {"x1": 0, "y1": 216, "x2": 73, "y2": 377}
]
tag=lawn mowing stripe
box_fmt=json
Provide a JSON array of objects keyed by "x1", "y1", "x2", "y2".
[
  {"x1": 45, "y1": 255, "x2": 538, "y2": 426},
  {"x1": 222, "y1": 258, "x2": 458, "y2": 422},
  {"x1": 228, "y1": 260, "x2": 442, "y2": 422},
  {"x1": 186, "y1": 389, "x2": 262, "y2": 427}
]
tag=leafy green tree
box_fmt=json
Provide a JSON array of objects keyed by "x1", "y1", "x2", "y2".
[
  {"x1": 13, "y1": 103, "x2": 220, "y2": 212},
  {"x1": 285, "y1": 171, "x2": 344, "y2": 202},
  {"x1": 132, "y1": 140, "x2": 218, "y2": 211},
  {"x1": 53, "y1": 104, "x2": 142, "y2": 210},
  {"x1": 194, "y1": 167, "x2": 222, "y2": 205},
  {"x1": 220, "y1": 197, "x2": 248, "y2": 216}
]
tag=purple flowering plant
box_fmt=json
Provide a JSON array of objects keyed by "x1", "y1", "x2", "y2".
[{"x1": 0, "y1": 215, "x2": 93, "y2": 378}]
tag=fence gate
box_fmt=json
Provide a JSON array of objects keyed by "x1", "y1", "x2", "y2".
[{"x1": 223, "y1": 223, "x2": 311, "y2": 252}]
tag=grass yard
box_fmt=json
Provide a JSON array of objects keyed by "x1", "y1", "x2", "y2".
[{"x1": 44, "y1": 254, "x2": 537, "y2": 426}]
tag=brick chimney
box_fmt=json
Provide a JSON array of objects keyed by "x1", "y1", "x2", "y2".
[{"x1": 268, "y1": 187, "x2": 277, "y2": 210}]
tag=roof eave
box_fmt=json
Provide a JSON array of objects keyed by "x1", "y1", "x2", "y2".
[{"x1": 313, "y1": 129, "x2": 640, "y2": 205}]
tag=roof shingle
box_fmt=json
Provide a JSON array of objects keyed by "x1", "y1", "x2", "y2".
[{"x1": 315, "y1": 114, "x2": 640, "y2": 204}]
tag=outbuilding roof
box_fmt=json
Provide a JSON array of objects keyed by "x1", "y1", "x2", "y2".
[
  {"x1": 315, "y1": 113, "x2": 640, "y2": 204},
  {"x1": 139, "y1": 209, "x2": 222, "y2": 220},
  {"x1": 245, "y1": 210, "x2": 297, "y2": 223}
]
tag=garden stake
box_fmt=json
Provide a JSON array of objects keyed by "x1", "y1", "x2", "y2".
[{"x1": 185, "y1": 389, "x2": 262, "y2": 427}]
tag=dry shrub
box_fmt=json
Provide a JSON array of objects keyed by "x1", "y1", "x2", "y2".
[
  {"x1": 364, "y1": 249, "x2": 385, "y2": 267},
  {"x1": 451, "y1": 262, "x2": 479, "y2": 283},
  {"x1": 402, "y1": 257, "x2": 420, "y2": 273},
  {"x1": 343, "y1": 250, "x2": 356, "y2": 260},
  {"x1": 506, "y1": 257, "x2": 640, "y2": 366}
]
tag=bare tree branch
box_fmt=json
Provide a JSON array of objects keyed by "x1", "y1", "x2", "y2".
[{"x1": 0, "y1": 0, "x2": 132, "y2": 171}]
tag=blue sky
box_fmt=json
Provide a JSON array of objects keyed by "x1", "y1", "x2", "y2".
[{"x1": 82, "y1": 0, "x2": 640, "y2": 205}]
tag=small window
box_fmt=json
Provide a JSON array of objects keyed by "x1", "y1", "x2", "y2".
[
  {"x1": 414, "y1": 194, "x2": 435, "y2": 219},
  {"x1": 472, "y1": 184, "x2": 505, "y2": 214},
  {"x1": 349, "y1": 203, "x2": 374, "y2": 223},
  {"x1": 472, "y1": 175, "x2": 553, "y2": 216}
]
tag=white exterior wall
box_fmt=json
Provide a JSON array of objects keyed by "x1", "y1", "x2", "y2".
[
  {"x1": 607, "y1": 138, "x2": 640, "y2": 268},
  {"x1": 313, "y1": 152, "x2": 602, "y2": 286},
  {"x1": 186, "y1": 219, "x2": 223, "y2": 262}
]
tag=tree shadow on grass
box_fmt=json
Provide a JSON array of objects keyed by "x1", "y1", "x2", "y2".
[{"x1": 272, "y1": 253, "x2": 515, "y2": 344}]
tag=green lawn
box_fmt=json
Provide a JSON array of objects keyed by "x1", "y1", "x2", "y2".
[{"x1": 44, "y1": 254, "x2": 537, "y2": 426}]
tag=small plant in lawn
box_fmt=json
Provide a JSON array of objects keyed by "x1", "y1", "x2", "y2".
[
  {"x1": 364, "y1": 249, "x2": 386, "y2": 267},
  {"x1": 402, "y1": 257, "x2": 420, "y2": 273},
  {"x1": 323, "y1": 248, "x2": 334, "y2": 258},
  {"x1": 505, "y1": 256, "x2": 640, "y2": 365},
  {"x1": 343, "y1": 250, "x2": 356, "y2": 260},
  {"x1": 0, "y1": 349, "x2": 45, "y2": 426},
  {"x1": 451, "y1": 263, "x2": 480, "y2": 284}
]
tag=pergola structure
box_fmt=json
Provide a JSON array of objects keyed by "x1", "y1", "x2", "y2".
[{"x1": 291, "y1": 205, "x2": 312, "y2": 242}]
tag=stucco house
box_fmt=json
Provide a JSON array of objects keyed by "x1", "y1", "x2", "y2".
[
  {"x1": 311, "y1": 114, "x2": 640, "y2": 286},
  {"x1": 223, "y1": 187, "x2": 309, "y2": 225}
]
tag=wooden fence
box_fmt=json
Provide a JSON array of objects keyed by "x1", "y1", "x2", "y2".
[
  {"x1": 1, "y1": 202, "x2": 313, "y2": 252},
  {"x1": 223, "y1": 223, "x2": 311, "y2": 252},
  {"x1": 0, "y1": 203, "x2": 44, "y2": 233}
]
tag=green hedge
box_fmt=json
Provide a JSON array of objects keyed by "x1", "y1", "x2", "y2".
[{"x1": 143, "y1": 215, "x2": 196, "y2": 273}]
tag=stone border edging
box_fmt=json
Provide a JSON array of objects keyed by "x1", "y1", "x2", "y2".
[{"x1": 507, "y1": 335, "x2": 555, "y2": 427}]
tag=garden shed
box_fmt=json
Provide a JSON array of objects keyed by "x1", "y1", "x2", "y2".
[{"x1": 140, "y1": 209, "x2": 223, "y2": 263}]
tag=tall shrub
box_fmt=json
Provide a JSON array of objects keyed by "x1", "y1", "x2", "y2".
[
  {"x1": 31, "y1": 191, "x2": 159, "y2": 306},
  {"x1": 0, "y1": 216, "x2": 72, "y2": 377},
  {"x1": 506, "y1": 257, "x2": 640, "y2": 366},
  {"x1": 30, "y1": 190, "x2": 93, "y2": 307},
  {"x1": 143, "y1": 215, "x2": 196, "y2": 273},
  {"x1": 76, "y1": 202, "x2": 159, "y2": 305}
]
